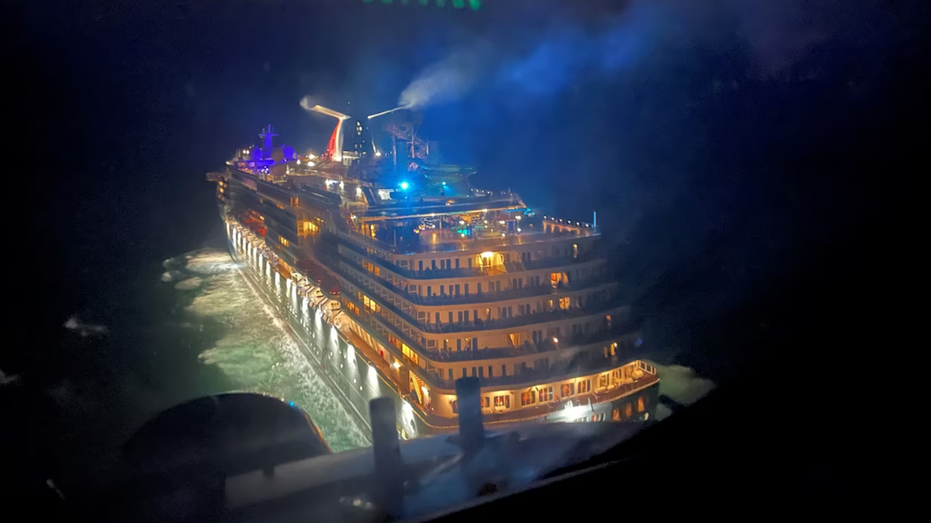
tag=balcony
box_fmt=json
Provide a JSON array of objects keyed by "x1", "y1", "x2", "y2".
[
  {"x1": 339, "y1": 223, "x2": 597, "y2": 257},
  {"x1": 416, "y1": 300, "x2": 628, "y2": 334},
  {"x1": 342, "y1": 297, "x2": 644, "y2": 392},
  {"x1": 340, "y1": 237, "x2": 602, "y2": 281},
  {"x1": 425, "y1": 320, "x2": 639, "y2": 363},
  {"x1": 343, "y1": 286, "x2": 636, "y2": 359},
  {"x1": 339, "y1": 253, "x2": 614, "y2": 306},
  {"x1": 429, "y1": 348, "x2": 649, "y2": 390},
  {"x1": 343, "y1": 286, "x2": 638, "y2": 362},
  {"x1": 522, "y1": 250, "x2": 597, "y2": 270},
  {"x1": 340, "y1": 265, "x2": 628, "y2": 336},
  {"x1": 407, "y1": 277, "x2": 613, "y2": 306}
]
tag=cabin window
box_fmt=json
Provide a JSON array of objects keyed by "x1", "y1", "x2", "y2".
[
  {"x1": 494, "y1": 395, "x2": 510, "y2": 408},
  {"x1": 637, "y1": 395, "x2": 646, "y2": 413},
  {"x1": 521, "y1": 390, "x2": 536, "y2": 406},
  {"x1": 578, "y1": 379, "x2": 591, "y2": 394},
  {"x1": 561, "y1": 383, "x2": 575, "y2": 397}
]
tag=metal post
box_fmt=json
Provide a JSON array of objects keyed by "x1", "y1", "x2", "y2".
[
  {"x1": 455, "y1": 377, "x2": 485, "y2": 457},
  {"x1": 370, "y1": 397, "x2": 403, "y2": 516}
]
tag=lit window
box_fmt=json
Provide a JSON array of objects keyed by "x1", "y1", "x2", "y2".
[
  {"x1": 521, "y1": 390, "x2": 536, "y2": 406},
  {"x1": 559, "y1": 297, "x2": 570, "y2": 310},
  {"x1": 637, "y1": 396, "x2": 646, "y2": 413},
  {"x1": 362, "y1": 294, "x2": 378, "y2": 313},
  {"x1": 402, "y1": 344, "x2": 419, "y2": 366},
  {"x1": 300, "y1": 221, "x2": 318, "y2": 235},
  {"x1": 561, "y1": 383, "x2": 574, "y2": 397},
  {"x1": 279, "y1": 236, "x2": 290, "y2": 247}
]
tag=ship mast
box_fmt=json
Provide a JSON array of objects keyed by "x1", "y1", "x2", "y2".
[{"x1": 259, "y1": 125, "x2": 278, "y2": 154}]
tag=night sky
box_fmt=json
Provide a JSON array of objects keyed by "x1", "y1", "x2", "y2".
[{"x1": 5, "y1": 0, "x2": 928, "y2": 508}]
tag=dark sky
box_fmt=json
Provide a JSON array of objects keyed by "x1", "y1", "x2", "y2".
[{"x1": 9, "y1": 0, "x2": 929, "y2": 378}]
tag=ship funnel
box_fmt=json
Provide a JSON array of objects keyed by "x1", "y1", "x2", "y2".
[{"x1": 305, "y1": 105, "x2": 351, "y2": 162}]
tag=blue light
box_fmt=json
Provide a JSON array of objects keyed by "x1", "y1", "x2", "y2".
[
  {"x1": 289, "y1": 401, "x2": 295, "y2": 407},
  {"x1": 400, "y1": 181, "x2": 410, "y2": 190}
]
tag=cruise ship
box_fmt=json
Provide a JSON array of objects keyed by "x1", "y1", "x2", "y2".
[{"x1": 206, "y1": 106, "x2": 659, "y2": 438}]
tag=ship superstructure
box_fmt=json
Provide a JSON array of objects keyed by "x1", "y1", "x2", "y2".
[{"x1": 208, "y1": 108, "x2": 658, "y2": 437}]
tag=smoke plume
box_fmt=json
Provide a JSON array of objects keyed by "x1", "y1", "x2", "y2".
[
  {"x1": 398, "y1": 44, "x2": 491, "y2": 110},
  {"x1": 396, "y1": 2, "x2": 661, "y2": 110},
  {"x1": 396, "y1": 0, "x2": 853, "y2": 110},
  {"x1": 299, "y1": 95, "x2": 317, "y2": 112}
]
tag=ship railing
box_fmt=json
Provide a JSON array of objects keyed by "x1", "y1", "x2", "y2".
[
  {"x1": 342, "y1": 298, "x2": 646, "y2": 395},
  {"x1": 342, "y1": 288, "x2": 636, "y2": 356},
  {"x1": 340, "y1": 226, "x2": 599, "y2": 257},
  {"x1": 340, "y1": 264, "x2": 629, "y2": 335},
  {"x1": 414, "y1": 302, "x2": 630, "y2": 334},
  {"x1": 339, "y1": 254, "x2": 613, "y2": 305},
  {"x1": 428, "y1": 353, "x2": 651, "y2": 390},
  {"x1": 339, "y1": 240, "x2": 603, "y2": 281},
  {"x1": 423, "y1": 323, "x2": 641, "y2": 364}
]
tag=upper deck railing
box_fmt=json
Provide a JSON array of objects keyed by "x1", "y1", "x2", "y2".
[{"x1": 340, "y1": 224, "x2": 598, "y2": 257}]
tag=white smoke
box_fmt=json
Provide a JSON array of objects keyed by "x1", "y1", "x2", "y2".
[
  {"x1": 299, "y1": 95, "x2": 317, "y2": 112},
  {"x1": 395, "y1": 0, "x2": 846, "y2": 110},
  {"x1": 398, "y1": 44, "x2": 490, "y2": 110},
  {"x1": 0, "y1": 367, "x2": 21, "y2": 386}
]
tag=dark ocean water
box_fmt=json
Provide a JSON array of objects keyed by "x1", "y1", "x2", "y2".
[{"x1": 35, "y1": 236, "x2": 371, "y2": 493}]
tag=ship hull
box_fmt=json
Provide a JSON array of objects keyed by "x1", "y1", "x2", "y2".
[
  {"x1": 223, "y1": 216, "x2": 658, "y2": 439},
  {"x1": 225, "y1": 220, "x2": 438, "y2": 438}
]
